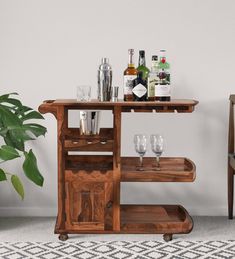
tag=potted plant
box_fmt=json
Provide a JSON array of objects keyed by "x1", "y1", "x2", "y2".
[{"x1": 0, "y1": 93, "x2": 46, "y2": 199}]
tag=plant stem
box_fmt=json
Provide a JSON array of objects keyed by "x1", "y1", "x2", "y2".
[{"x1": 4, "y1": 172, "x2": 13, "y2": 175}]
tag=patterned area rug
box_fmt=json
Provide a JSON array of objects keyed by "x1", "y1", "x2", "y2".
[{"x1": 1, "y1": 240, "x2": 235, "y2": 259}]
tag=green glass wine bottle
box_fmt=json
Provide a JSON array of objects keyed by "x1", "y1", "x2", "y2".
[{"x1": 137, "y1": 50, "x2": 150, "y2": 82}]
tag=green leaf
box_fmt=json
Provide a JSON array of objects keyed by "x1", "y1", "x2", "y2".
[
  {"x1": 9, "y1": 128, "x2": 35, "y2": 141},
  {"x1": 23, "y1": 149, "x2": 44, "y2": 186},
  {"x1": 0, "y1": 128, "x2": 8, "y2": 137},
  {"x1": 15, "y1": 105, "x2": 33, "y2": 117},
  {"x1": 21, "y1": 111, "x2": 44, "y2": 121},
  {"x1": 0, "y1": 168, "x2": 7, "y2": 181},
  {"x1": 23, "y1": 123, "x2": 47, "y2": 137},
  {"x1": 0, "y1": 145, "x2": 20, "y2": 161},
  {"x1": 11, "y1": 175, "x2": 24, "y2": 200},
  {"x1": 21, "y1": 106, "x2": 33, "y2": 112},
  {"x1": 4, "y1": 131, "x2": 25, "y2": 151},
  {"x1": 0, "y1": 93, "x2": 18, "y2": 102},
  {"x1": 0, "y1": 104, "x2": 22, "y2": 127},
  {"x1": 2, "y1": 98, "x2": 22, "y2": 108}
]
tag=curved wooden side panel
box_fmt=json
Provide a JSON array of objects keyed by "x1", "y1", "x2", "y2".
[{"x1": 38, "y1": 100, "x2": 58, "y2": 118}]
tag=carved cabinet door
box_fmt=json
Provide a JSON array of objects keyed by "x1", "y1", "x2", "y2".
[{"x1": 65, "y1": 179, "x2": 113, "y2": 231}]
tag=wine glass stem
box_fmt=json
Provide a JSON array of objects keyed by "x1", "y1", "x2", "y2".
[
  {"x1": 140, "y1": 155, "x2": 143, "y2": 169},
  {"x1": 156, "y1": 156, "x2": 160, "y2": 168}
]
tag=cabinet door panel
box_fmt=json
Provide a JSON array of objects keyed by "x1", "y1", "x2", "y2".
[{"x1": 65, "y1": 180, "x2": 113, "y2": 231}]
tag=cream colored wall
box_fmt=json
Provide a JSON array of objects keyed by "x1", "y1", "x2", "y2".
[{"x1": 0, "y1": 0, "x2": 235, "y2": 216}]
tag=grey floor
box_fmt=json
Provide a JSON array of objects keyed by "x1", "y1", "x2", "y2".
[{"x1": 0, "y1": 217, "x2": 234, "y2": 242}]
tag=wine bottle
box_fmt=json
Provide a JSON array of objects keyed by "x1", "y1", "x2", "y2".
[
  {"x1": 132, "y1": 71, "x2": 147, "y2": 101},
  {"x1": 137, "y1": 50, "x2": 150, "y2": 81},
  {"x1": 123, "y1": 49, "x2": 138, "y2": 101},
  {"x1": 155, "y1": 50, "x2": 171, "y2": 101},
  {"x1": 147, "y1": 55, "x2": 159, "y2": 101}
]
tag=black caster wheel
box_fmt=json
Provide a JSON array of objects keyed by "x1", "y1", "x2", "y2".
[
  {"x1": 59, "y1": 233, "x2": 68, "y2": 241},
  {"x1": 163, "y1": 233, "x2": 173, "y2": 242}
]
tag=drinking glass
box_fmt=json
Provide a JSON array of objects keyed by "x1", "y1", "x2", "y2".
[
  {"x1": 77, "y1": 85, "x2": 91, "y2": 101},
  {"x1": 134, "y1": 134, "x2": 147, "y2": 171},
  {"x1": 150, "y1": 134, "x2": 164, "y2": 170}
]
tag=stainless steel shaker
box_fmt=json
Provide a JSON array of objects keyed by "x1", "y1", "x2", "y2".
[{"x1": 98, "y1": 58, "x2": 112, "y2": 101}]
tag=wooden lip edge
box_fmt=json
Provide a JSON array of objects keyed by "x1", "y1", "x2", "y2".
[
  {"x1": 185, "y1": 157, "x2": 196, "y2": 182},
  {"x1": 42, "y1": 99, "x2": 199, "y2": 106},
  {"x1": 174, "y1": 204, "x2": 194, "y2": 234}
]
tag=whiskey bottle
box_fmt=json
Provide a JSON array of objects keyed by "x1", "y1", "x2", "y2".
[
  {"x1": 124, "y1": 49, "x2": 138, "y2": 101},
  {"x1": 155, "y1": 50, "x2": 171, "y2": 101},
  {"x1": 132, "y1": 71, "x2": 147, "y2": 101},
  {"x1": 147, "y1": 55, "x2": 159, "y2": 101},
  {"x1": 137, "y1": 50, "x2": 150, "y2": 81}
]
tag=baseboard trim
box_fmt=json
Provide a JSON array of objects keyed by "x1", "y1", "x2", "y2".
[
  {"x1": 0, "y1": 207, "x2": 57, "y2": 217},
  {"x1": 0, "y1": 206, "x2": 228, "y2": 217}
]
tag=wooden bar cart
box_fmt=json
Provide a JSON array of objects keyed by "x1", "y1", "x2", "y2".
[{"x1": 39, "y1": 99, "x2": 198, "y2": 241}]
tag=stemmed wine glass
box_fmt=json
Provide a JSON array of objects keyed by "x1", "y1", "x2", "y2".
[
  {"x1": 150, "y1": 134, "x2": 164, "y2": 170},
  {"x1": 134, "y1": 134, "x2": 147, "y2": 171}
]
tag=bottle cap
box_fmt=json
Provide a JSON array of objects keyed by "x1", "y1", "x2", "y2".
[
  {"x1": 139, "y1": 50, "x2": 145, "y2": 57},
  {"x1": 160, "y1": 50, "x2": 166, "y2": 57},
  {"x1": 99, "y1": 58, "x2": 111, "y2": 70},
  {"x1": 128, "y1": 49, "x2": 134, "y2": 54}
]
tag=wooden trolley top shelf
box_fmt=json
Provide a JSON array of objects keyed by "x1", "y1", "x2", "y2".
[{"x1": 39, "y1": 99, "x2": 198, "y2": 114}]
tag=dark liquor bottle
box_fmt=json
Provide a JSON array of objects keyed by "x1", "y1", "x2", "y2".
[
  {"x1": 132, "y1": 71, "x2": 147, "y2": 101},
  {"x1": 137, "y1": 50, "x2": 150, "y2": 81},
  {"x1": 124, "y1": 49, "x2": 138, "y2": 101},
  {"x1": 155, "y1": 50, "x2": 171, "y2": 101}
]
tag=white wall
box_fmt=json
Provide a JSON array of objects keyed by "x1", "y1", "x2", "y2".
[{"x1": 0, "y1": 0, "x2": 235, "y2": 216}]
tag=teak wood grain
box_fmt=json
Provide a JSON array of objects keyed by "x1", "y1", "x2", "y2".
[
  {"x1": 38, "y1": 99, "x2": 198, "y2": 241},
  {"x1": 121, "y1": 157, "x2": 196, "y2": 182},
  {"x1": 64, "y1": 139, "x2": 113, "y2": 152},
  {"x1": 39, "y1": 99, "x2": 198, "y2": 114}
]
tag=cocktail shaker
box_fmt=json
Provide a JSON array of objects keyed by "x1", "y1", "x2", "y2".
[{"x1": 98, "y1": 58, "x2": 112, "y2": 101}]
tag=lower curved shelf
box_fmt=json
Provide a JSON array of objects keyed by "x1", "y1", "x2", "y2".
[{"x1": 120, "y1": 204, "x2": 193, "y2": 234}]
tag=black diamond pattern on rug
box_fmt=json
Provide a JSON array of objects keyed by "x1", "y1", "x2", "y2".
[{"x1": 1, "y1": 240, "x2": 235, "y2": 258}]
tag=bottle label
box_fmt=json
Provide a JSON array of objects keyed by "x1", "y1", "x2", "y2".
[
  {"x1": 132, "y1": 83, "x2": 147, "y2": 98},
  {"x1": 147, "y1": 77, "x2": 158, "y2": 97},
  {"x1": 124, "y1": 75, "x2": 137, "y2": 95},
  {"x1": 155, "y1": 84, "x2": 171, "y2": 97}
]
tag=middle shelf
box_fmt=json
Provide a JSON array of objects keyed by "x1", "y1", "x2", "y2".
[{"x1": 65, "y1": 155, "x2": 196, "y2": 182}]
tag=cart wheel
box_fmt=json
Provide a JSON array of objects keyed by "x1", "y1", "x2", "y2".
[
  {"x1": 163, "y1": 233, "x2": 172, "y2": 242},
  {"x1": 59, "y1": 233, "x2": 68, "y2": 241}
]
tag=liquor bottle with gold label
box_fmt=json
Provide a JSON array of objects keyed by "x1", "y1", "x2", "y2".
[{"x1": 123, "y1": 49, "x2": 138, "y2": 101}]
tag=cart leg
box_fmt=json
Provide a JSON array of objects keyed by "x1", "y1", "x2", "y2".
[
  {"x1": 163, "y1": 233, "x2": 173, "y2": 242},
  {"x1": 59, "y1": 233, "x2": 68, "y2": 241}
]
